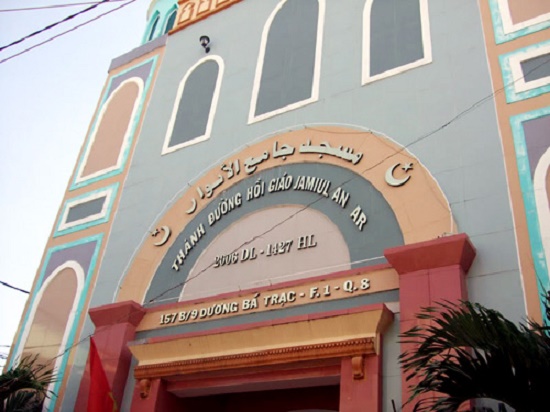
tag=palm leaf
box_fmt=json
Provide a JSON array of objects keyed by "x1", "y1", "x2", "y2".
[
  {"x1": 399, "y1": 298, "x2": 550, "y2": 412},
  {"x1": 0, "y1": 355, "x2": 56, "y2": 412}
]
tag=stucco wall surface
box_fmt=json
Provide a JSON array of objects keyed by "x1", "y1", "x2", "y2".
[{"x1": 62, "y1": 1, "x2": 524, "y2": 410}]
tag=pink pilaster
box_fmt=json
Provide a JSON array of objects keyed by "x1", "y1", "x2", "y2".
[
  {"x1": 385, "y1": 233, "x2": 475, "y2": 411},
  {"x1": 75, "y1": 300, "x2": 146, "y2": 411},
  {"x1": 339, "y1": 353, "x2": 382, "y2": 412}
]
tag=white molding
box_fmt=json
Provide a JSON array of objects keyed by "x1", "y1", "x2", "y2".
[
  {"x1": 75, "y1": 78, "x2": 144, "y2": 184},
  {"x1": 508, "y1": 43, "x2": 550, "y2": 93},
  {"x1": 57, "y1": 186, "x2": 115, "y2": 232},
  {"x1": 162, "y1": 55, "x2": 224, "y2": 155},
  {"x1": 248, "y1": 0, "x2": 325, "y2": 124},
  {"x1": 362, "y1": 0, "x2": 432, "y2": 85},
  {"x1": 497, "y1": 0, "x2": 550, "y2": 34}
]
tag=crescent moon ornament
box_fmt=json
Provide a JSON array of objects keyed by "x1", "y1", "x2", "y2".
[
  {"x1": 152, "y1": 226, "x2": 171, "y2": 246},
  {"x1": 186, "y1": 198, "x2": 197, "y2": 214},
  {"x1": 385, "y1": 163, "x2": 412, "y2": 187}
]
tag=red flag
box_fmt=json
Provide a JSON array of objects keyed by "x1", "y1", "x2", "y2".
[{"x1": 88, "y1": 337, "x2": 118, "y2": 412}]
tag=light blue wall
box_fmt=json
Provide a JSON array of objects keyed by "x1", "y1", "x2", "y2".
[{"x1": 62, "y1": 1, "x2": 525, "y2": 410}]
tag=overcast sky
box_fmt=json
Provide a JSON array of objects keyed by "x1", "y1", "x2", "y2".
[{"x1": 0, "y1": 0, "x2": 150, "y2": 368}]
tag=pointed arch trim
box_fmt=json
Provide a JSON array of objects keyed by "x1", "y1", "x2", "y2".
[
  {"x1": 143, "y1": 11, "x2": 161, "y2": 43},
  {"x1": 74, "y1": 77, "x2": 144, "y2": 184},
  {"x1": 511, "y1": 107, "x2": 550, "y2": 323},
  {"x1": 8, "y1": 235, "x2": 103, "y2": 409},
  {"x1": 362, "y1": 0, "x2": 432, "y2": 85},
  {"x1": 70, "y1": 56, "x2": 158, "y2": 191},
  {"x1": 248, "y1": 0, "x2": 325, "y2": 124},
  {"x1": 162, "y1": 55, "x2": 224, "y2": 154}
]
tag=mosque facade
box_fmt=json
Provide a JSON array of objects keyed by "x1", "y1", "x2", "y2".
[{"x1": 6, "y1": 1, "x2": 550, "y2": 411}]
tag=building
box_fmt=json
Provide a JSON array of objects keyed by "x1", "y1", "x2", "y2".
[{"x1": 5, "y1": 0, "x2": 550, "y2": 410}]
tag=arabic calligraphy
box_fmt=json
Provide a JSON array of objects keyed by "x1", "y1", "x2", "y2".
[
  {"x1": 272, "y1": 141, "x2": 295, "y2": 160},
  {"x1": 221, "y1": 159, "x2": 240, "y2": 179},
  {"x1": 185, "y1": 139, "x2": 364, "y2": 215},
  {"x1": 244, "y1": 151, "x2": 269, "y2": 174},
  {"x1": 299, "y1": 140, "x2": 363, "y2": 165}
]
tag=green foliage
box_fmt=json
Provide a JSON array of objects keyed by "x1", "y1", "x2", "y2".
[
  {"x1": 399, "y1": 296, "x2": 550, "y2": 412},
  {"x1": 0, "y1": 355, "x2": 56, "y2": 412}
]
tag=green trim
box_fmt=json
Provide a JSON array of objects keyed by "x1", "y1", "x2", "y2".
[
  {"x1": 54, "y1": 183, "x2": 119, "y2": 237},
  {"x1": 510, "y1": 107, "x2": 550, "y2": 323},
  {"x1": 499, "y1": 39, "x2": 550, "y2": 103},
  {"x1": 145, "y1": 11, "x2": 160, "y2": 43},
  {"x1": 488, "y1": 0, "x2": 550, "y2": 44},
  {"x1": 162, "y1": 6, "x2": 178, "y2": 35},
  {"x1": 9, "y1": 234, "x2": 104, "y2": 409},
  {"x1": 69, "y1": 56, "x2": 158, "y2": 190}
]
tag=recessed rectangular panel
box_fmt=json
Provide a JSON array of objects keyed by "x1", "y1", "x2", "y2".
[
  {"x1": 520, "y1": 53, "x2": 550, "y2": 83},
  {"x1": 500, "y1": 40, "x2": 550, "y2": 102},
  {"x1": 54, "y1": 183, "x2": 118, "y2": 237},
  {"x1": 490, "y1": 0, "x2": 550, "y2": 43},
  {"x1": 65, "y1": 197, "x2": 107, "y2": 224},
  {"x1": 507, "y1": 0, "x2": 550, "y2": 27}
]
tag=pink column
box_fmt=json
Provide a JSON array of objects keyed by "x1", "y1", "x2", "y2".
[
  {"x1": 75, "y1": 301, "x2": 146, "y2": 410},
  {"x1": 384, "y1": 233, "x2": 476, "y2": 411},
  {"x1": 340, "y1": 352, "x2": 382, "y2": 412}
]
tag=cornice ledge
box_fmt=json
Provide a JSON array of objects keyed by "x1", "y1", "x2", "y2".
[{"x1": 134, "y1": 337, "x2": 375, "y2": 379}]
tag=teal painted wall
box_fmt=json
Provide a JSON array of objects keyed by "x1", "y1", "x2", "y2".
[{"x1": 61, "y1": 1, "x2": 526, "y2": 410}]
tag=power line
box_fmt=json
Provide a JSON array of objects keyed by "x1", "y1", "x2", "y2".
[
  {"x1": 143, "y1": 55, "x2": 550, "y2": 305},
  {"x1": 7, "y1": 32, "x2": 550, "y2": 371},
  {"x1": 0, "y1": 0, "x2": 137, "y2": 65},
  {"x1": 12, "y1": 54, "x2": 550, "y2": 358},
  {"x1": 0, "y1": 280, "x2": 29, "y2": 294},
  {"x1": 0, "y1": 1, "x2": 127, "y2": 13},
  {"x1": 0, "y1": 0, "x2": 113, "y2": 52}
]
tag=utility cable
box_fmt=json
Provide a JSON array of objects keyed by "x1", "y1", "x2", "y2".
[
  {"x1": 144, "y1": 55, "x2": 550, "y2": 304},
  {"x1": 0, "y1": 280, "x2": 29, "y2": 294},
  {"x1": 0, "y1": 1, "x2": 127, "y2": 13},
  {"x1": 0, "y1": 0, "x2": 137, "y2": 64},
  {"x1": 7, "y1": 38, "x2": 550, "y2": 371},
  {"x1": 0, "y1": 0, "x2": 114, "y2": 52},
  {"x1": 10, "y1": 54, "x2": 550, "y2": 364}
]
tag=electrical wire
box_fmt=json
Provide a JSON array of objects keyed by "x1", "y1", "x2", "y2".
[
  {"x1": 0, "y1": 1, "x2": 127, "y2": 13},
  {"x1": 6, "y1": 35, "x2": 550, "y2": 373},
  {"x1": 146, "y1": 56, "x2": 550, "y2": 304},
  {"x1": 0, "y1": 0, "x2": 137, "y2": 64},
  {"x1": 0, "y1": 280, "x2": 29, "y2": 294},
  {"x1": 0, "y1": 0, "x2": 114, "y2": 52},
  {"x1": 32, "y1": 55, "x2": 550, "y2": 359}
]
